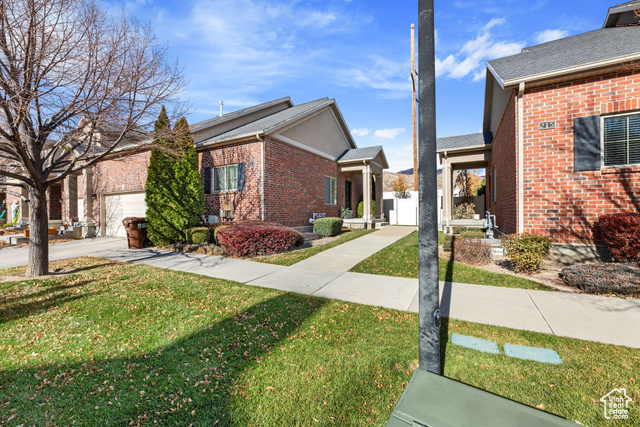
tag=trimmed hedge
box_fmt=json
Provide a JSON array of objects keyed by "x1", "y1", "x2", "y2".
[
  {"x1": 216, "y1": 221, "x2": 298, "y2": 257},
  {"x1": 314, "y1": 217, "x2": 343, "y2": 237},
  {"x1": 599, "y1": 213, "x2": 640, "y2": 262},
  {"x1": 559, "y1": 263, "x2": 640, "y2": 296},
  {"x1": 356, "y1": 201, "x2": 376, "y2": 218},
  {"x1": 502, "y1": 233, "x2": 551, "y2": 273},
  {"x1": 186, "y1": 227, "x2": 210, "y2": 245}
]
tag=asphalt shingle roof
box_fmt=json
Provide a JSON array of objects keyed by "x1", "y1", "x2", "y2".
[
  {"x1": 488, "y1": 25, "x2": 640, "y2": 86},
  {"x1": 195, "y1": 98, "x2": 332, "y2": 147},
  {"x1": 190, "y1": 97, "x2": 292, "y2": 132},
  {"x1": 436, "y1": 132, "x2": 493, "y2": 152},
  {"x1": 337, "y1": 146, "x2": 383, "y2": 162}
]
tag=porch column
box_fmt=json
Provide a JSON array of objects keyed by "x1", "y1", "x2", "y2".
[
  {"x1": 20, "y1": 187, "x2": 29, "y2": 222},
  {"x1": 442, "y1": 160, "x2": 452, "y2": 223},
  {"x1": 64, "y1": 174, "x2": 78, "y2": 221},
  {"x1": 362, "y1": 165, "x2": 372, "y2": 221},
  {"x1": 82, "y1": 168, "x2": 94, "y2": 224},
  {"x1": 374, "y1": 173, "x2": 383, "y2": 218}
]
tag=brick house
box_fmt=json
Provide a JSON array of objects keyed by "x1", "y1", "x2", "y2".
[
  {"x1": 438, "y1": 1, "x2": 640, "y2": 253},
  {"x1": 4, "y1": 97, "x2": 388, "y2": 237}
]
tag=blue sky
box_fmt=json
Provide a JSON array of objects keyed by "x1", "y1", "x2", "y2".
[{"x1": 103, "y1": 0, "x2": 614, "y2": 171}]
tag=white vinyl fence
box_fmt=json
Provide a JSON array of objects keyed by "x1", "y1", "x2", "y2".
[{"x1": 382, "y1": 190, "x2": 442, "y2": 226}]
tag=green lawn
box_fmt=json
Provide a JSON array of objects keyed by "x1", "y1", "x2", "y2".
[
  {"x1": 1, "y1": 258, "x2": 637, "y2": 426},
  {"x1": 351, "y1": 231, "x2": 552, "y2": 291},
  {"x1": 255, "y1": 228, "x2": 375, "y2": 266}
]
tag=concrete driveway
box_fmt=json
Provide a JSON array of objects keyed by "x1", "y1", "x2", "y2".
[{"x1": 0, "y1": 237, "x2": 128, "y2": 269}]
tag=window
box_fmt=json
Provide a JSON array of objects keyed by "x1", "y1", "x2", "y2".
[
  {"x1": 213, "y1": 164, "x2": 239, "y2": 192},
  {"x1": 324, "y1": 176, "x2": 337, "y2": 205},
  {"x1": 203, "y1": 167, "x2": 211, "y2": 194},
  {"x1": 603, "y1": 113, "x2": 640, "y2": 167}
]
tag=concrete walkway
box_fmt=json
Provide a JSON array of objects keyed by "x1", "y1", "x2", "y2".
[{"x1": 1, "y1": 227, "x2": 639, "y2": 349}]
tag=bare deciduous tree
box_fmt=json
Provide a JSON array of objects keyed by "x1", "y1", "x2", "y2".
[{"x1": 0, "y1": 0, "x2": 185, "y2": 276}]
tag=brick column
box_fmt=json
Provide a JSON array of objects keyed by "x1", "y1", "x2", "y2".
[
  {"x1": 20, "y1": 187, "x2": 29, "y2": 222},
  {"x1": 374, "y1": 173, "x2": 383, "y2": 218},
  {"x1": 442, "y1": 162, "x2": 452, "y2": 223},
  {"x1": 64, "y1": 174, "x2": 78, "y2": 221},
  {"x1": 362, "y1": 165, "x2": 372, "y2": 221},
  {"x1": 82, "y1": 168, "x2": 94, "y2": 224}
]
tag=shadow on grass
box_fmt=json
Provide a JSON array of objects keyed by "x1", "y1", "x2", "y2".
[
  {"x1": 1, "y1": 293, "x2": 325, "y2": 425},
  {"x1": 440, "y1": 243, "x2": 454, "y2": 371},
  {"x1": 0, "y1": 280, "x2": 97, "y2": 325}
]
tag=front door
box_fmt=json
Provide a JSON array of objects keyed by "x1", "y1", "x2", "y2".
[{"x1": 345, "y1": 180, "x2": 352, "y2": 211}]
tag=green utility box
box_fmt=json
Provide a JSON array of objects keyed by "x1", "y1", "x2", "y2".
[{"x1": 387, "y1": 369, "x2": 578, "y2": 426}]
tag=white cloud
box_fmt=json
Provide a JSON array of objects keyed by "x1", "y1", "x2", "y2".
[
  {"x1": 534, "y1": 29, "x2": 568, "y2": 44},
  {"x1": 435, "y1": 18, "x2": 525, "y2": 81},
  {"x1": 373, "y1": 128, "x2": 405, "y2": 139},
  {"x1": 339, "y1": 55, "x2": 411, "y2": 97},
  {"x1": 351, "y1": 128, "x2": 371, "y2": 137}
]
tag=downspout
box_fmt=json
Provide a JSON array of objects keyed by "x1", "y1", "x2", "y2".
[
  {"x1": 517, "y1": 82, "x2": 525, "y2": 234},
  {"x1": 257, "y1": 133, "x2": 265, "y2": 221}
]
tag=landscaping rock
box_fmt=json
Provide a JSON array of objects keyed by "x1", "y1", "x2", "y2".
[{"x1": 559, "y1": 263, "x2": 640, "y2": 296}]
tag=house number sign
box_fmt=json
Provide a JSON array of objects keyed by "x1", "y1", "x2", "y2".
[{"x1": 539, "y1": 121, "x2": 556, "y2": 130}]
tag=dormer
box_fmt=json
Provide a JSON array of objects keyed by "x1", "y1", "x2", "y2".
[{"x1": 603, "y1": 1, "x2": 640, "y2": 28}]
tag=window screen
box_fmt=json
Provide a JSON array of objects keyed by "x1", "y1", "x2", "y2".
[
  {"x1": 324, "y1": 176, "x2": 337, "y2": 205},
  {"x1": 603, "y1": 114, "x2": 640, "y2": 167}
]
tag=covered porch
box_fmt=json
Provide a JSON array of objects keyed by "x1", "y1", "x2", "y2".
[
  {"x1": 337, "y1": 146, "x2": 389, "y2": 229},
  {"x1": 437, "y1": 132, "x2": 492, "y2": 231}
]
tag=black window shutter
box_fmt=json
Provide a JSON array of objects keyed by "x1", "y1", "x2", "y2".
[
  {"x1": 574, "y1": 115, "x2": 601, "y2": 171},
  {"x1": 203, "y1": 167, "x2": 211, "y2": 194},
  {"x1": 237, "y1": 163, "x2": 245, "y2": 191}
]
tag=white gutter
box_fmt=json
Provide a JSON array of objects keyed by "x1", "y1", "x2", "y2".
[
  {"x1": 257, "y1": 133, "x2": 265, "y2": 221},
  {"x1": 517, "y1": 82, "x2": 525, "y2": 234},
  {"x1": 490, "y1": 52, "x2": 640, "y2": 89}
]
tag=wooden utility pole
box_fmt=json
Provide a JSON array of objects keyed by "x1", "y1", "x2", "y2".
[{"x1": 411, "y1": 24, "x2": 419, "y2": 190}]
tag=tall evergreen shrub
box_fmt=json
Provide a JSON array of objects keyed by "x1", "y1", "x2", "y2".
[{"x1": 145, "y1": 109, "x2": 205, "y2": 244}]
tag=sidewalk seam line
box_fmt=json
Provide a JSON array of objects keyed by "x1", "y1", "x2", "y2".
[
  {"x1": 310, "y1": 271, "x2": 348, "y2": 296},
  {"x1": 526, "y1": 291, "x2": 555, "y2": 335}
]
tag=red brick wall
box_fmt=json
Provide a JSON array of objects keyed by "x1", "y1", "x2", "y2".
[
  {"x1": 521, "y1": 69, "x2": 640, "y2": 243},
  {"x1": 75, "y1": 138, "x2": 367, "y2": 229},
  {"x1": 93, "y1": 150, "x2": 151, "y2": 223},
  {"x1": 264, "y1": 137, "x2": 359, "y2": 227},
  {"x1": 488, "y1": 90, "x2": 518, "y2": 234},
  {"x1": 199, "y1": 141, "x2": 263, "y2": 222}
]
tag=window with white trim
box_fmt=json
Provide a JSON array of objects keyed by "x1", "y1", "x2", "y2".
[
  {"x1": 324, "y1": 176, "x2": 337, "y2": 205},
  {"x1": 603, "y1": 113, "x2": 640, "y2": 167},
  {"x1": 213, "y1": 164, "x2": 238, "y2": 192}
]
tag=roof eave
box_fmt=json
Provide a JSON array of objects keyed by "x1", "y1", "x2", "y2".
[
  {"x1": 498, "y1": 52, "x2": 640, "y2": 88},
  {"x1": 196, "y1": 131, "x2": 265, "y2": 149},
  {"x1": 436, "y1": 143, "x2": 493, "y2": 154}
]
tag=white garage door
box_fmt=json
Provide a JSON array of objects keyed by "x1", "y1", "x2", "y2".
[{"x1": 103, "y1": 192, "x2": 147, "y2": 237}]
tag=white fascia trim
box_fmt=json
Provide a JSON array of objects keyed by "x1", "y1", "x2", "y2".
[
  {"x1": 267, "y1": 102, "x2": 356, "y2": 151},
  {"x1": 196, "y1": 132, "x2": 265, "y2": 148},
  {"x1": 271, "y1": 134, "x2": 337, "y2": 161},
  {"x1": 436, "y1": 144, "x2": 493, "y2": 154},
  {"x1": 498, "y1": 52, "x2": 640, "y2": 89}
]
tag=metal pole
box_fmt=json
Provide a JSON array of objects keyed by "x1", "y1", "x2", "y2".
[{"x1": 418, "y1": 0, "x2": 441, "y2": 375}]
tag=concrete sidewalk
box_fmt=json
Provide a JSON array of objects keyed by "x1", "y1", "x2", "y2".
[
  {"x1": 0, "y1": 237, "x2": 128, "y2": 269},
  {"x1": 2, "y1": 227, "x2": 639, "y2": 349}
]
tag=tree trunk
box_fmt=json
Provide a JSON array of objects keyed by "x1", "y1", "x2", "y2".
[{"x1": 27, "y1": 186, "x2": 49, "y2": 277}]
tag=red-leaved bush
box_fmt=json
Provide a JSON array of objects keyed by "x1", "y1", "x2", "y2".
[
  {"x1": 599, "y1": 213, "x2": 640, "y2": 262},
  {"x1": 216, "y1": 221, "x2": 298, "y2": 257}
]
